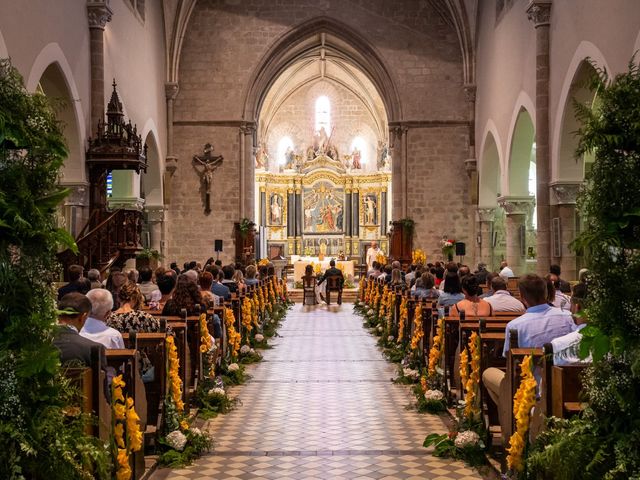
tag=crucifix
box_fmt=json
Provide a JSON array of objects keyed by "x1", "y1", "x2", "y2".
[{"x1": 193, "y1": 143, "x2": 223, "y2": 214}]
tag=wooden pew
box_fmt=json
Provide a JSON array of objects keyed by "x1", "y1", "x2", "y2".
[{"x1": 543, "y1": 343, "x2": 587, "y2": 418}]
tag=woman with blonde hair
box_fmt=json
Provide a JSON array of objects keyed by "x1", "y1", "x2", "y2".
[{"x1": 107, "y1": 281, "x2": 161, "y2": 332}]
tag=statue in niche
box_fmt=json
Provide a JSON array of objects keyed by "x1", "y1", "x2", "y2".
[
  {"x1": 378, "y1": 141, "x2": 392, "y2": 171},
  {"x1": 364, "y1": 193, "x2": 377, "y2": 225},
  {"x1": 193, "y1": 143, "x2": 223, "y2": 214},
  {"x1": 327, "y1": 145, "x2": 339, "y2": 161},
  {"x1": 352, "y1": 147, "x2": 362, "y2": 169},
  {"x1": 255, "y1": 143, "x2": 269, "y2": 170},
  {"x1": 270, "y1": 193, "x2": 282, "y2": 225},
  {"x1": 284, "y1": 146, "x2": 295, "y2": 170}
]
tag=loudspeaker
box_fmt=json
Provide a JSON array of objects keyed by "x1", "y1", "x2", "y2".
[
  {"x1": 214, "y1": 239, "x2": 223, "y2": 252},
  {"x1": 455, "y1": 242, "x2": 466, "y2": 256}
]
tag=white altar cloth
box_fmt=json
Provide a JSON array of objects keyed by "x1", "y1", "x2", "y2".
[{"x1": 291, "y1": 256, "x2": 355, "y2": 282}]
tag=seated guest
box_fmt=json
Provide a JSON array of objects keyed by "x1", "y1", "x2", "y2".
[
  {"x1": 458, "y1": 264, "x2": 471, "y2": 279},
  {"x1": 368, "y1": 261, "x2": 382, "y2": 279},
  {"x1": 232, "y1": 269, "x2": 246, "y2": 292},
  {"x1": 450, "y1": 274, "x2": 492, "y2": 317},
  {"x1": 163, "y1": 274, "x2": 204, "y2": 316},
  {"x1": 550, "y1": 263, "x2": 571, "y2": 294},
  {"x1": 58, "y1": 264, "x2": 90, "y2": 299},
  {"x1": 244, "y1": 265, "x2": 259, "y2": 287},
  {"x1": 434, "y1": 264, "x2": 445, "y2": 287},
  {"x1": 210, "y1": 266, "x2": 231, "y2": 301},
  {"x1": 137, "y1": 266, "x2": 156, "y2": 302},
  {"x1": 150, "y1": 273, "x2": 176, "y2": 310},
  {"x1": 439, "y1": 262, "x2": 458, "y2": 291},
  {"x1": 405, "y1": 264, "x2": 418, "y2": 287},
  {"x1": 107, "y1": 281, "x2": 161, "y2": 333},
  {"x1": 199, "y1": 271, "x2": 219, "y2": 307},
  {"x1": 548, "y1": 273, "x2": 571, "y2": 311},
  {"x1": 389, "y1": 268, "x2": 404, "y2": 287},
  {"x1": 499, "y1": 260, "x2": 514, "y2": 280},
  {"x1": 87, "y1": 269, "x2": 103, "y2": 290},
  {"x1": 54, "y1": 293, "x2": 107, "y2": 368},
  {"x1": 83, "y1": 289, "x2": 125, "y2": 349},
  {"x1": 105, "y1": 271, "x2": 127, "y2": 310},
  {"x1": 126, "y1": 268, "x2": 139, "y2": 284},
  {"x1": 484, "y1": 276, "x2": 525, "y2": 313},
  {"x1": 482, "y1": 274, "x2": 575, "y2": 438},
  {"x1": 474, "y1": 263, "x2": 489, "y2": 285},
  {"x1": 479, "y1": 272, "x2": 497, "y2": 298},
  {"x1": 221, "y1": 264, "x2": 238, "y2": 294},
  {"x1": 302, "y1": 264, "x2": 319, "y2": 303},
  {"x1": 379, "y1": 265, "x2": 393, "y2": 284},
  {"x1": 183, "y1": 269, "x2": 198, "y2": 284},
  {"x1": 258, "y1": 265, "x2": 269, "y2": 280},
  {"x1": 551, "y1": 282, "x2": 592, "y2": 365},
  {"x1": 169, "y1": 262, "x2": 181, "y2": 276},
  {"x1": 437, "y1": 271, "x2": 465, "y2": 307},
  {"x1": 413, "y1": 272, "x2": 440, "y2": 300}
]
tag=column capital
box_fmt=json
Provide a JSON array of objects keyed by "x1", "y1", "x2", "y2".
[
  {"x1": 498, "y1": 195, "x2": 535, "y2": 215},
  {"x1": 549, "y1": 181, "x2": 582, "y2": 205},
  {"x1": 476, "y1": 207, "x2": 496, "y2": 223},
  {"x1": 527, "y1": 1, "x2": 552, "y2": 27},
  {"x1": 145, "y1": 206, "x2": 165, "y2": 223},
  {"x1": 464, "y1": 158, "x2": 477, "y2": 174},
  {"x1": 87, "y1": 0, "x2": 113, "y2": 29},
  {"x1": 165, "y1": 82, "x2": 179, "y2": 101},
  {"x1": 165, "y1": 155, "x2": 178, "y2": 175},
  {"x1": 240, "y1": 122, "x2": 256, "y2": 135}
]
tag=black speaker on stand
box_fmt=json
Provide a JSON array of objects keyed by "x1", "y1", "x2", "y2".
[
  {"x1": 214, "y1": 239, "x2": 223, "y2": 261},
  {"x1": 455, "y1": 242, "x2": 466, "y2": 262}
]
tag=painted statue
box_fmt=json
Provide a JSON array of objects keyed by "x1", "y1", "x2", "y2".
[
  {"x1": 352, "y1": 147, "x2": 362, "y2": 169},
  {"x1": 270, "y1": 193, "x2": 282, "y2": 225}
]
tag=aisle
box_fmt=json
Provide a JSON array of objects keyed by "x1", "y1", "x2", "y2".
[{"x1": 151, "y1": 304, "x2": 484, "y2": 480}]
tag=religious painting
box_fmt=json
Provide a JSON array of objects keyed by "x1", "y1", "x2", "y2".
[
  {"x1": 303, "y1": 181, "x2": 344, "y2": 233},
  {"x1": 269, "y1": 193, "x2": 283, "y2": 225},
  {"x1": 362, "y1": 193, "x2": 378, "y2": 225}
]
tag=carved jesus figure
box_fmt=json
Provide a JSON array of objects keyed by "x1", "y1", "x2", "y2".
[{"x1": 193, "y1": 143, "x2": 223, "y2": 213}]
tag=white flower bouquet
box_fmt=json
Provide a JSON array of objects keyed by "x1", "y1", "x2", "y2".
[
  {"x1": 454, "y1": 430, "x2": 480, "y2": 448},
  {"x1": 228, "y1": 363, "x2": 239, "y2": 372},
  {"x1": 166, "y1": 430, "x2": 188, "y2": 451}
]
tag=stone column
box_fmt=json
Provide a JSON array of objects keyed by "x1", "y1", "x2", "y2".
[
  {"x1": 240, "y1": 123, "x2": 256, "y2": 220},
  {"x1": 146, "y1": 206, "x2": 165, "y2": 256},
  {"x1": 164, "y1": 82, "x2": 179, "y2": 206},
  {"x1": 86, "y1": 0, "x2": 112, "y2": 130},
  {"x1": 464, "y1": 85, "x2": 479, "y2": 265},
  {"x1": 550, "y1": 181, "x2": 581, "y2": 281},
  {"x1": 498, "y1": 196, "x2": 535, "y2": 277},
  {"x1": 61, "y1": 183, "x2": 89, "y2": 238},
  {"x1": 527, "y1": 0, "x2": 552, "y2": 276},
  {"x1": 476, "y1": 207, "x2": 496, "y2": 269},
  {"x1": 389, "y1": 125, "x2": 408, "y2": 220}
]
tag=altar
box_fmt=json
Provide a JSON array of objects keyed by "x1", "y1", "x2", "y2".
[{"x1": 291, "y1": 256, "x2": 355, "y2": 282}]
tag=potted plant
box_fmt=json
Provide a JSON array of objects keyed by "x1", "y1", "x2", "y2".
[
  {"x1": 136, "y1": 247, "x2": 162, "y2": 270},
  {"x1": 237, "y1": 218, "x2": 256, "y2": 239}
]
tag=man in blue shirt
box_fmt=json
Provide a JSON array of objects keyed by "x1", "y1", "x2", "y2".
[
  {"x1": 209, "y1": 266, "x2": 231, "y2": 301},
  {"x1": 482, "y1": 274, "x2": 576, "y2": 441}
]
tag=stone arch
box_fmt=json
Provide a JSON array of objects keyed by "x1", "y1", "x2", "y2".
[
  {"x1": 552, "y1": 41, "x2": 610, "y2": 182},
  {"x1": 242, "y1": 16, "x2": 402, "y2": 124},
  {"x1": 26, "y1": 43, "x2": 86, "y2": 183},
  {"x1": 141, "y1": 120, "x2": 163, "y2": 207},
  {"x1": 506, "y1": 99, "x2": 536, "y2": 197},
  {"x1": 478, "y1": 124, "x2": 502, "y2": 207}
]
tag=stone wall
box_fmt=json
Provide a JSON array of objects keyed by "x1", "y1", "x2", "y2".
[{"x1": 168, "y1": 0, "x2": 471, "y2": 265}]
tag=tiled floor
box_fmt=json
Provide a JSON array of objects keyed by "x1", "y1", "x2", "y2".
[{"x1": 150, "y1": 303, "x2": 485, "y2": 480}]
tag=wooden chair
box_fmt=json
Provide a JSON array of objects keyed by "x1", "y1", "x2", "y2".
[
  {"x1": 302, "y1": 274, "x2": 317, "y2": 306},
  {"x1": 325, "y1": 274, "x2": 344, "y2": 305}
]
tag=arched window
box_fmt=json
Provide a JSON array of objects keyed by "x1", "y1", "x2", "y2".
[
  {"x1": 315, "y1": 96, "x2": 331, "y2": 134},
  {"x1": 277, "y1": 136, "x2": 294, "y2": 165},
  {"x1": 351, "y1": 136, "x2": 369, "y2": 164}
]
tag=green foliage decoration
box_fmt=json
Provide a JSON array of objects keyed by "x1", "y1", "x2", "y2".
[
  {"x1": 0, "y1": 59, "x2": 110, "y2": 478},
  {"x1": 527, "y1": 58, "x2": 640, "y2": 479}
]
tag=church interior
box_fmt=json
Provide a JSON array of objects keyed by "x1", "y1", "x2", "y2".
[{"x1": 2, "y1": 1, "x2": 640, "y2": 479}]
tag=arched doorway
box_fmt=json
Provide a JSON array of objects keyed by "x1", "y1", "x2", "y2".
[
  {"x1": 249, "y1": 26, "x2": 394, "y2": 278},
  {"x1": 478, "y1": 129, "x2": 503, "y2": 270}
]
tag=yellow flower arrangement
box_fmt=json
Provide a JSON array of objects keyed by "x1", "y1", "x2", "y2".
[
  {"x1": 463, "y1": 332, "x2": 481, "y2": 420},
  {"x1": 459, "y1": 347, "x2": 469, "y2": 392},
  {"x1": 397, "y1": 297, "x2": 408, "y2": 342},
  {"x1": 427, "y1": 317, "x2": 444, "y2": 377},
  {"x1": 199, "y1": 312, "x2": 213, "y2": 353},
  {"x1": 506, "y1": 355, "x2": 538, "y2": 473},
  {"x1": 412, "y1": 249, "x2": 427, "y2": 265},
  {"x1": 376, "y1": 252, "x2": 387, "y2": 265},
  {"x1": 180, "y1": 419, "x2": 190, "y2": 432},
  {"x1": 251, "y1": 296, "x2": 260, "y2": 327},
  {"x1": 420, "y1": 374, "x2": 428, "y2": 393},
  {"x1": 258, "y1": 258, "x2": 270, "y2": 267},
  {"x1": 386, "y1": 291, "x2": 396, "y2": 333},
  {"x1": 241, "y1": 297, "x2": 254, "y2": 334},
  {"x1": 378, "y1": 286, "x2": 389, "y2": 318},
  {"x1": 224, "y1": 307, "x2": 241, "y2": 358},
  {"x1": 166, "y1": 335, "x2": 185, "y2": 413},
  {"x1": 111, "y1": 375, "x2": 142, "y2": 480},
  {"x1": 410, "y1": 302, "x2": 424, "y2": 350}
]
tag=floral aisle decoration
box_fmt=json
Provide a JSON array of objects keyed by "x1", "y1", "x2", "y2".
[
  {"x1": 412, "y1": 249, "x2": 427, "y2": 266},
  {"x1": 224, "y1": 307, "x2": 241, "y2": 359},
  {"x1": 410, "y1": 302, "x2": 424, "y2": 352},
  {"x1": 440, "y1": 237, "x2": 455, "y2": 260},
  {"x1": 423, "y1": 427, "x2": 486, "y2": 467},
  {"x1": 376, "y1": 252, "x2": 387, "y2": 265},
  {"x1": 460, "y1": 332, "x2": 481, "y2": 422},
  {"x1": 506, "y1": 354, "x2": 537, "y2": 476},
  {"x1": 111, "y1": 375, "x2": 143, "y2": 480},
  {"x1": 160, "y1": 336, "x2": 212, "y2": 467},
  {"x1": 397, "y1": 297, "x2": 408, "y2": 343},
  {"x1": 428, "y1": 317, "x2": 444, "y2": 378},
  {"x1": 241, "y1": 297, "x2": 254, "y2": 338}
]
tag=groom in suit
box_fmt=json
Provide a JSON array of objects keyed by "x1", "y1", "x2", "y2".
[{"x1": 317, "y1": 260, "x2": 344, "y2": 304}]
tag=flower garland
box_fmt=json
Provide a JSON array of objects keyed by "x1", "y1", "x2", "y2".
[
  {"x1": 397, "y1": 297, "x2": 408, "y2": 342},
  {"x1": 224, "y1": 307, "x2": 241, "y2": 358},
  {"x1": 111, "y1": 375, "x2": 143, "y2": 480},
  {"x1": 378, "y1": 286, "x2": 389, "y2": 319},
  {"x1": 412, "y1": 249, "x2": 426, "y2": 265},
  {"x1": 410, "y1": 302, "x2": 424, "y2": 351},
  {"x1": 428, "y1": 317, "x2": 444, "y2": 377},
  {"x1": 257, "y1": 285, "x2": 265, "y2": 314},
  {"x1": 358, "y1": 278, "x2": 365, "y2": 301},
  {"x1": 463, "y1": 332, "x2": 481, "y2": 420},
  {"x1": 506, "y1": 355, "x2": 538, "y2": 473},
  {"x1": 386, "y1": 291, "x2": 396, "y2": 333},
  {"x1": 199, "y1": 313, "x2": 213, "y2": 354},
  {"x1": 241, "y1": 297, "x2": 253, "y2": 334},
  {"x1": 166, "y1": 335, "x2": 185, "y2": 413},
  {"x1": 251, "y1": 296, "x2": 260, "y2": 327}
]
